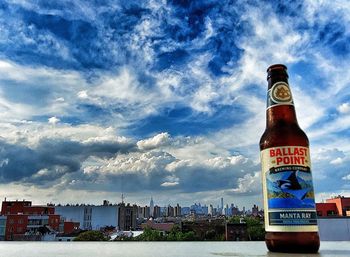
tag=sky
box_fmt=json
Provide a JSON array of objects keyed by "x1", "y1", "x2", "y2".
[{"x1": 0, "y1": 0, "x2": 349, "y2": 208}]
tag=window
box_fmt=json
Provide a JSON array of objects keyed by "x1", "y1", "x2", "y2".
[
  {"x1": 317, "y1": 211, "x2": 322, "y2": 217},
  {"x1": 327, "y1": 210, "x2": 336, "y2": 216},
  {"x1": 9, "y1": 219, "x2": 14, "y2": 224},
  {"x1": 18, "y1": 219, "x2": 23, "y2": 224},
  {"x1": 17, "y1": 227, "x2": 23, "y2": 233}
]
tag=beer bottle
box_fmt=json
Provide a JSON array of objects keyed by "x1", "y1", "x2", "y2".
[{"x1": 259, "y1": 64, "x2": 320, "y2": 253}]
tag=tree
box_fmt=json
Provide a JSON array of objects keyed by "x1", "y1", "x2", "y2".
[
  {"x1": 73, "y1": 231, "x2": 109, "y2": 241},
  {"x1": 134, "y1": 227, "x2": 165, "y2": 241},
  {"x1": 245, "y1": 217, "x2": 265, "y2": 241},
  {"x1": 167, "y1": 225, "x2": 197, "y2": 241}
]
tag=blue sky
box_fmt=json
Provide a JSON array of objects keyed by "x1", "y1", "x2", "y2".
[{"x1": 0, "y1": 0, "x2": 349, "y2": 208}]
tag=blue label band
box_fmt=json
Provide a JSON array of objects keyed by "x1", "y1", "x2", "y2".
[{"x1": 269, "y1": 211, "x2": 318, "y2": 226}]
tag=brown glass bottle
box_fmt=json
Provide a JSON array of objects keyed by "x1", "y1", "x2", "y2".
[{"x1": 259, "y1": 64, "x2": 320, "y2": 253}]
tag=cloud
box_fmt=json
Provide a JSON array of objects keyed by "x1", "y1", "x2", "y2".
[
  {"x1": 230, "y1": 172, "x2": 261, "y2": 195},
  {"x1": 75, "y1": 149, "x2": 259, "y2": 194},
  {"x1": 338, "y1": 103, "x2": 350, "y2": 114},
  {"x1": 342, "y1": 174, "x2": 350, "y2": 181},
  {"x1": 0, "y1": 135, "x2": 135, "y2": 184},
  {"x1": 48, "y1": 116, "x2": 60, "y2": 124},
  {"x1": 330, "y1": 157, "x2": 344, "y2": 165},
  {"x1": 0, "y1": 0, "x2": 349, "y2": 205},
  {"x1": 137, "y1": 132, "x2": 170, "y2": 150}
]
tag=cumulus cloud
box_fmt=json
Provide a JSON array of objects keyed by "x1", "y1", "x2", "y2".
[
  {"x1": 0, "y1": 136, "x2": 135, "y2": 184},
  {"x1": 0, "y1": 0, "x2": 349, "y2": 204},
  {"x1": 76, "y1": 149, "x2": 258, "y2": 194},
  {"x1": 230, "y1": 172, "x2": 261, "y2": 195},
  {"x1": 338, "y1": 103, "x2": 350, "y2": 114},
  {"x1": 137, "y1": 132, "x2": 170, "y2": 150},
  {"x1": 330, "y1": 157, "x2": 344, "y2": 165},
  {"x1": 48, "y1": 116, "x2": 60, "y2": 124},
  {"x1": 342, "y1": 174, "x2": 350, "y2": 181}
]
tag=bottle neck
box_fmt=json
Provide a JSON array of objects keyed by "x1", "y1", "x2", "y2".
[{"x1": 266, "y1": 77, "x2": 299, "y2": 128}]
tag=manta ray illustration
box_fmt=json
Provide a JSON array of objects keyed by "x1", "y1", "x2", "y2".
[{"x1": 275, "y1": 170, "x2": 311, "y2": 200}]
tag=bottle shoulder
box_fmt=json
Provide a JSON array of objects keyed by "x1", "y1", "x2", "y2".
[{"x1": 259, "y1": 123, "x2": 309, "y2": 150}]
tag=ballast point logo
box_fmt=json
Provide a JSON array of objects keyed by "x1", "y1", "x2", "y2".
[
  {"x1": 271, "y1": 82, "x2": 292, "y2": 103},
  {"x1": 270, "y1": 147, "x2": 308, "y2": 166}
]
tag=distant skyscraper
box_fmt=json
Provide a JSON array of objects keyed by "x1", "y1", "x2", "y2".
[
  {"x1": 252, "y1": 204, "x2": 259, "y2": 216},
  {"x1": 150, "y1": 197, "x2": 154, "y2": 217},
  {"x1": 225, "y1": 204, "x2": 229, "y2": 216},
  {"x1": 208, "y1": 204, "x2": 213, "y2": 216},
  {"x1": 153, "y1": 205, "x2": 161, "y2": 218},
  {"x1": 221, "y1": 198, "x2": 224, "y2": 210},
  {"x1": 166, "y1": 205, "x2": 174, "y2": 217},
  {"x1": 174, "y1": 203, "x2": 181, "y2": 217}
]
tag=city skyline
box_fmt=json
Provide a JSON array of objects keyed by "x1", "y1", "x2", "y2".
[{"x1": 0, "y1": 1, "x2": 349, "y2": 208}]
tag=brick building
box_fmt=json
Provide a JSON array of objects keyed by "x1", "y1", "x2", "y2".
[
  {"x1": 225, "y1": 222, "x2": 248, "y2": 241},
  {"x1": 316, "y1": 196, "x2": 350, "y2": 217},
  {"x1": 1, "y1": 200, "x2": 60, "y2": 240}
]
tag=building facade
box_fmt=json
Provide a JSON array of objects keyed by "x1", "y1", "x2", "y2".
[
  {"x1": 1, "y1": 200, "x2": 60, "y2": 241},
  {"x1": 118, "y1": 203, "x2": 137, "y2": 231},
  {"x1": 55, "y1": 204, "x2": 119, "y2": 230},
  {"x1": 325, "y1": 196, "x2": 350, "y2": 216},
  {"x1": 316, "y1": 196, "x2": 350, "y2": 217}
]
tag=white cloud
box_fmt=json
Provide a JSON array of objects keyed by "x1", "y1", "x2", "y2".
[
  {"x1": 77, "y1": 90, "x2": 89, "y2": 99},
  {"x1": 48, "y1": 116, "x2": 60, "y2": 125},
  {"x1": 330, "y1": 157, "x2": 344, "y2": 165},
  {"x1": 338, "y1": 103, "x2": 350, "y2": 114},
  {"x1": 137, "y1": 132, "x2": 170, "y2": 150},
  {"x1": 55, "y1": 97, "x2": 65, "y2": 102},
  {"x1": 161, "y1": 181, "x2": 179, "y2": 187},
  {"x1": 342, "y1": 174, "x2": 350, "y2": 181},
  {"x1": 0, "y1": 60, "x2": 86, "y2": 121},
  {"x1": 231, "y1": 172, "x2": 261, "y2": 194}
]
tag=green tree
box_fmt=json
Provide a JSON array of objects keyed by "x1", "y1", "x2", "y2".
[
  {"x1": 134, "y1": 227, "x2": 165, "y2": 241},
  {"x1": 228, "y1": 216, "x2": 241, "y2": 224},
  {"x1": 245, "y1": 217, "x2": 265, "y2": 241},
  {"x1": 73, "y1": 231, "x2": 109, "y2": 241},
  {"x1": 167, "y1": 225, "x2": 197, "y2": 241},
  {"x1": 227, "y1": 216, "x2": 265, "y2": 241}
]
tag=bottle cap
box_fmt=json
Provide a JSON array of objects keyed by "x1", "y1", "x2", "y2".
[{"x1": 267, "y1": 64, "x2": 288, "y2": 80}]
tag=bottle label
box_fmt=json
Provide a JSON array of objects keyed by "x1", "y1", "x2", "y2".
[
  {"x1": 267, "y1": 82, "x2": 294, "y2": 109},
  {"x1": 260, "y1": 146, "x2": 318, "y2": 232}
]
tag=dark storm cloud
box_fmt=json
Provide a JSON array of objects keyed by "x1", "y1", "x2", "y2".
[
  {"x1": 0, "y1": 137, "x2": 136, "y2": 184},
  {"x1": 64, "y1": 151, "x2": 260, "y2": 194}
]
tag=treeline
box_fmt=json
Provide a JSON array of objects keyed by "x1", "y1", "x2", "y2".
[{"x1": 74, "y1": 216, "x2": 264, "y2": 241}]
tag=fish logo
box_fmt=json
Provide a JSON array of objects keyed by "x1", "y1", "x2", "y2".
[{"x1": 276, "y1": 170, "x2": 310, "y2": 200}]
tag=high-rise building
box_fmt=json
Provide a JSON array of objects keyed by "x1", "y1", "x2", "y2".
[
  {"x1": 225, "y1": 204, "x2": 229, "y2": 216},
  {"x1": 208, "y1": 204, "x2": 213, "y2": 216},
  {"x1": 252, "y1": 204, "x2": 259, "y2": 217},
  {"x1": 166, "y1": 205, "x2": 174, "y2": 217},
  {"x1": 150, "y1": 197, "x2": 154, "y2": 217},
  {"x1": 202, "y1": 205, "x2": 208, "y2": 215},
  {"x1": 118, "y1": 203, "x2": 137, "y2": 231},
  {"x1": 153, "y1": 205, "x2": 161, "y2": 218},
  {"x1": 174, "y1": 204, "x2": 181, "y2": 217},
  {"x1": 221, "y1": 198, "x2": 224, "y2": 210},
  {"x1": 232, "y1": 205, "x2": 239, "y2": 216},
  {"x1": 141, "y1": 206, "x2": 150, "y2": 219}
]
